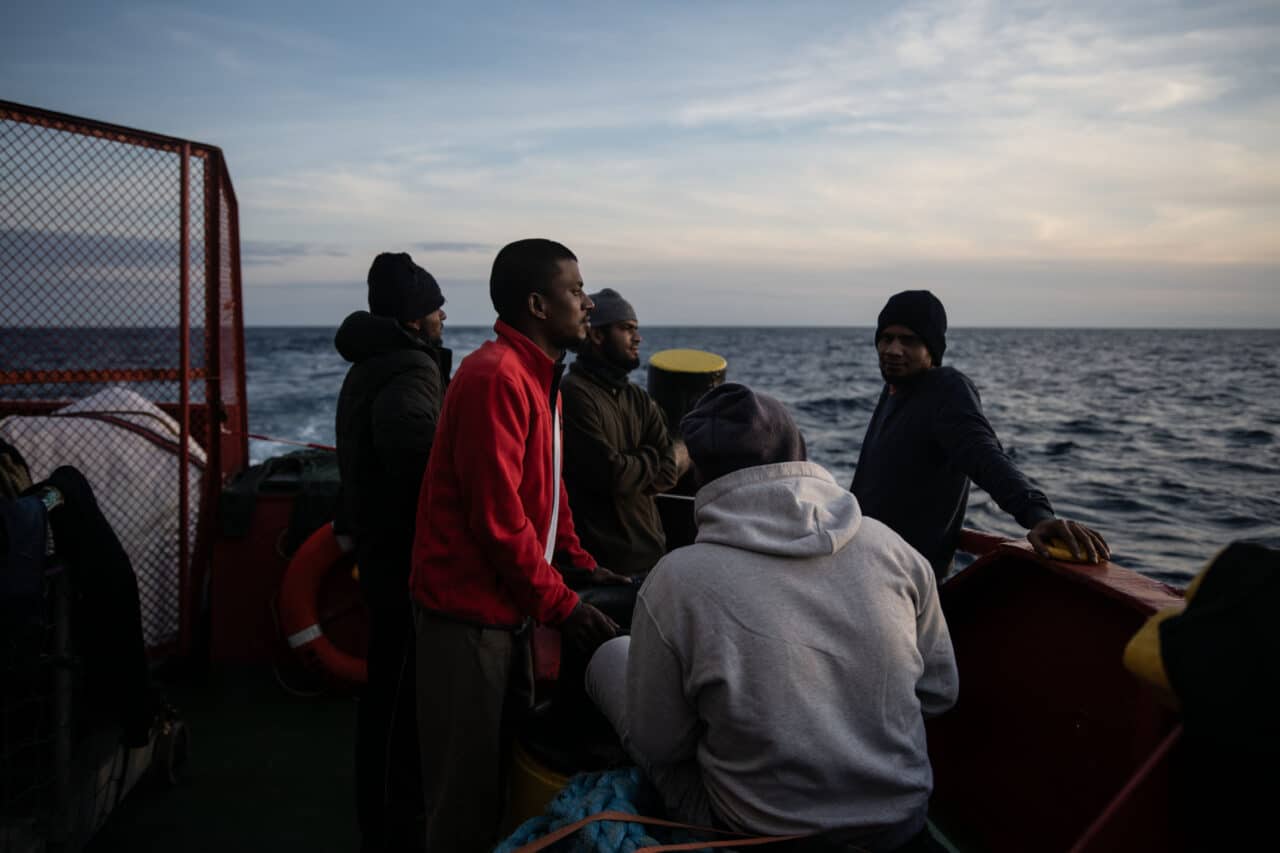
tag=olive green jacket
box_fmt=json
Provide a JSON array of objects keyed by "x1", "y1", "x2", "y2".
[{"x1": 561, "y1": 354, "x2": 681, "y2": 575}]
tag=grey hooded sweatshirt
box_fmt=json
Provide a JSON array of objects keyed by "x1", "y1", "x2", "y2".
[{"x1": 627, "y1": 460, "x2": 958, "y2": 838}]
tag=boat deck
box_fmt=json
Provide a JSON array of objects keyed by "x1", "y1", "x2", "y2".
[{"x1": 83, "y1": 666, "x2": 357, "y2": 852}]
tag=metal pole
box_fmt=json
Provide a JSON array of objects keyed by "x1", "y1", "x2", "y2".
[
  {"x1": 178, "y1": 145, "x2": 191, "y2": 645},
  {"x1": 228, "y1": 174, "x2": 248, "y2": 471}
]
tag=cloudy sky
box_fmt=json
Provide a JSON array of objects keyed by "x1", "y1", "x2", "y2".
[{"x1": 5, "y1": 0, "x2": 1278, "y2": 326}]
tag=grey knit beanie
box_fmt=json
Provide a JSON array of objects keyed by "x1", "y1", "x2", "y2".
[{"x1": 588, "y1": 288, "x2": 636, "y2": 328}]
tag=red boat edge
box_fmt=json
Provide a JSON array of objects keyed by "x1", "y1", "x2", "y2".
[{"x1": 928, "y1": 530, "x2": 1185, "y2": 852}]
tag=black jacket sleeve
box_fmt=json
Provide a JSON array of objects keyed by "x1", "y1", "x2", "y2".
[
  {"x1": 931, "y1": 372, "x2": 1054, "y2": 529},
  {"x1": 371, "y1": 361, "x2": 443, "y2": 508}
]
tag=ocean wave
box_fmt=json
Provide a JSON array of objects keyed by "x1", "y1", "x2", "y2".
[
  {"x1": 1057, "y1": 417, "x2": 1121, "y2": 437},
  {"x1": 1223, "y1": 427, "x2": 1273, "y2": 446},
  {"x1": 793, "y1": 395, "x2": 869, "y2": 418},
  {"x1": 1183, "y1": 456, "x2": 1276, "y2": 476},
  {"x1": 232, "y1": 325, "x2": 1280, "y2": 582},
  {"x1": 1044, "y1": 440, "x2": 1080, "y2": 457}
]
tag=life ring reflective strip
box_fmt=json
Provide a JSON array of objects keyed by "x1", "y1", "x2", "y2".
[
  {"x1": 278, "y1": 523, "x2": 367, "y2": 685},
  {"x1": 286, "y1": 623, "x2": 323, "y2": 647}
]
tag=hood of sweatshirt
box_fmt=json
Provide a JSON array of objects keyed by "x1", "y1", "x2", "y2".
[
  {"x1": 693, "y1": 461, "x2": 862, "y2": 558},
  {"x1": 335, "y1": 310, "x2": 433, "y2": 363}
]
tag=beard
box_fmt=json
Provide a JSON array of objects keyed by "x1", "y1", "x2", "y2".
[
  {"x1": 602, "y1": 339, "x2": 640, "y2": 372},
  {"x1": 603, "y1": 350, "x2": 641, "y2": 372},
  {"x1": 879, "y1": 361, "x2": 927, "y2": 385},
  {"x1": 561, "y1": 332, "x2": 587, "y2": 354}
]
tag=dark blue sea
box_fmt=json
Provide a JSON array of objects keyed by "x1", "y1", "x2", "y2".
[{"x1": 244, "y1": 326, "x2": 1280, "y2": 588}]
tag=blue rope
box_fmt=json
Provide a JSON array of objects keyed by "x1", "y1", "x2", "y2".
[{"x1": 494, "y1": 767, "x2": 728, "y2": 853}]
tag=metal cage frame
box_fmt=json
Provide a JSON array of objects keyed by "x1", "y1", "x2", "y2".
[{"x1": 1, "y1": 99, "x2": 248, "y2": 659}]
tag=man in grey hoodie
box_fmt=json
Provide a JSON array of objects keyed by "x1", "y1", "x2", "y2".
[{"x1": 586, "y1": 383, "x2": 958, "y2": 853}]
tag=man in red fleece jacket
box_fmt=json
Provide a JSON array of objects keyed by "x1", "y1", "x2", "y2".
[{"x1": 409, "y1": 238, "x2": 625, "y2": 852}]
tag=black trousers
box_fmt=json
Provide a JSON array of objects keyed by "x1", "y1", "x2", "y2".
[{"x1": 356, "y1": 551, "x2": 424, "y2": 853}]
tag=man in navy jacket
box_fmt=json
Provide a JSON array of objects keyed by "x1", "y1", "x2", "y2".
[{"x1": 852, "y1": 290, "x2": 1108, "y2": 578}]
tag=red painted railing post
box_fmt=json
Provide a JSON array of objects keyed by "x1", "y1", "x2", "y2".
[{"x1": 178, "y1": 143, "x2": 192, "y2": 655}]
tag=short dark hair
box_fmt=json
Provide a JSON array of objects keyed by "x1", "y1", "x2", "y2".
[{"x1": 490, "y1": 239, "x2": 577, "y2": 322}]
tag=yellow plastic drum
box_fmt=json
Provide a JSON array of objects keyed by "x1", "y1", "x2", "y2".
[{"x1": 503, "y1": 740, "x2": 570, "y2": 835}]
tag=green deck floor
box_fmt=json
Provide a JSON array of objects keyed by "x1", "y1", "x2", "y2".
[
  {"x1": 77, "y1": 666, "x2": 974, "y2": 853},
  {"x1": 83, "y1": 666, "x2": 358, "y2": 852}
]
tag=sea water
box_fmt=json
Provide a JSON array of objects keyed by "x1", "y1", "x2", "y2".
[{"x1": 242, "y1": 326, "x2": 1278, "y2": 587}]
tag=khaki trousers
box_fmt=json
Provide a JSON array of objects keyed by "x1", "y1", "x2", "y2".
[{"x1": 414, "y1": 608, "x2": 532, "y2": 853}]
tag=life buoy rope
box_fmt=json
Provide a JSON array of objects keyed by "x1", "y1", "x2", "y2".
[{"x1": 277, "y1": 522, "x2": 368, "y2": 684}]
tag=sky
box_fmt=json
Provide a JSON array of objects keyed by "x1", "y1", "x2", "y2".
[{"x1": 4, "y1": 0, "x2": 1279, "y2": 326}]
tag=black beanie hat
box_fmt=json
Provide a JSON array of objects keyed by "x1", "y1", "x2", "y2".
[
  {"x1": 367, "y1": 252, "x2": 444, "y2": 322},
  {"x1": 875, "y1": 290, "x2": 947, "y2": 366},
  {"x1": 681, "y1": 383, "x2": 807, "y2": 484}
]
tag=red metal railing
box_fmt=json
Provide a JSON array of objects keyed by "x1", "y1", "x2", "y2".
[{"x1": 0, "y1": 99, "x2": 248, "y2": 658}]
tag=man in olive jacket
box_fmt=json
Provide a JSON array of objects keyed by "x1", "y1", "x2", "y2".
[
  {"x1": 334, "y1": 252, "x2": 450, "y2": 853},
  {"x1": 562, "y1": 288, "x2": 690, "y2": 576}
]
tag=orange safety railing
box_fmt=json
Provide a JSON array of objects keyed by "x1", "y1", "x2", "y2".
[{"x1": 0, "y1": 99, "x2": 248, "y2": 659}]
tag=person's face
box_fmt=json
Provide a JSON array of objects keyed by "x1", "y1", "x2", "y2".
[
  {"x1": 593, "y1": 319, "x2": 642, "y2": 371},
  {"x1": 405, "y1": 307, "x2": 445, "y2": 345},
  {"x1": 416, "y1": 307, "x2": 446, "y2": 345},
  {"x1": 876, "y1": 323, "x2": 933, "y2": 383},
  {"x1": 535, "y1": 260, "x2": 594, "y2": 350}
]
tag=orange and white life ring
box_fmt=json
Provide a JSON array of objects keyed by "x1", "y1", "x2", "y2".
[{"x1": 278, "y1": 523, "x2": 368, "y2": 684}]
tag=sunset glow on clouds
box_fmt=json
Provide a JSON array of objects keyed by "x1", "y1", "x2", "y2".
[{"x1": 6, "y1": 0, "x2": 1277, "y2": 325}]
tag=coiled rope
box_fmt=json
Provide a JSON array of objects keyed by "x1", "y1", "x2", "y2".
[{"x1": 495, "y1": 767, "x2": 730, "y2": 853}]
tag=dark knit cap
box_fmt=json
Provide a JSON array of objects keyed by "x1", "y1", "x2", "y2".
[
  {"x1": 876, "y1": 290, "x2": 947, "y2": 366},
  {"x1": 681, "y1": 383, "x2": 807, "y2": 484},
  {"x1": 367, "y1": 252, "x2": 444, "y2": 322},
  {"x1": 588, "y1": 288, "x2": 637, "y2": 328}
]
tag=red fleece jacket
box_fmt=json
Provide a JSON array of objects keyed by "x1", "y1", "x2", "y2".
[{"x1": 409, "y1": 321, "x2": 596, "y2": 627}]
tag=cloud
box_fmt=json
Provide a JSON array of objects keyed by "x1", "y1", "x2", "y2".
[
  {"x1": 231, "y1": 1, "x2": 1276, "y2": 276},
  {"x1": 154, "y1": 7, "x2": 340, "y2": 68},
  {"x1": 412, "y1": 241, "x2": 492, "y2": 254},
  {"x1": 674, "y1": 1, "x2": 1270, "y2": 127},
  {"x1": 120, "y1": 3, "x2": 1277, "y2": 274},
  {"x1": 0, "y1": 227, "x2": 175, "y2": 271},
  {"x1": 12, "y1": 0, "x2": 1270, "y2": 324},
  {"x1": 241, "y1": 240, "x2": 349, "y2": 266}
]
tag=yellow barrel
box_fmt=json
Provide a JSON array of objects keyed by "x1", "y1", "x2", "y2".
[
  {"x1": 503, "y1": 740, "x2": 570, "y2": 835},
  {"x1": 646, "y1": 349, "x2": 727, "y2": 437},
  {"x1": 648, "y1": 348, "x2": 728, "y2": 375}
]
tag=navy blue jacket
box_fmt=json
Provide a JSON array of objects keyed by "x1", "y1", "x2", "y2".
[{"x1": 852, "y1": 366, "x2": 1054, "y2": 577}]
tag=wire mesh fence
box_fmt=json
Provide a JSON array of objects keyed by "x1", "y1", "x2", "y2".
[{"x1": 0, "y1": 100, "x2": 247, "y2": 658}]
